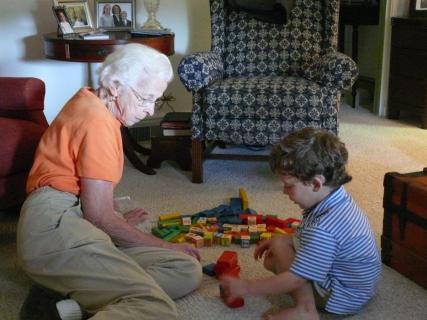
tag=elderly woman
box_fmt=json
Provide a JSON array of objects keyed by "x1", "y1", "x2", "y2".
[{"x1": 17, "y1": 44, "x2": 202, "y2": 320}]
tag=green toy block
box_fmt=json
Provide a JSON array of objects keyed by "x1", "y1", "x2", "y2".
[{"x1": 163, "y1": 229, "x2": 181, "y2": 242}]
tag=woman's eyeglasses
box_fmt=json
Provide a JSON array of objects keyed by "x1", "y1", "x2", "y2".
[{"x1": 129, "y1": 86, "x2": 160, "y2": 107}]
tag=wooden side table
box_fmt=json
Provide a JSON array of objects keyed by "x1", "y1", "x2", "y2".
[
  {"x1": 43, "y1": 32, "x2": 175, "y2": 174},
  {"x1": 147, "y1": 127, "x2": 191, "y2": 171}
]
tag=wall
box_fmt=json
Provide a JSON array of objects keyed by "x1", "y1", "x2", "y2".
[
  {"x1": 375, "y1": 0, "x2": 410, "y2": 116},
  {"x1": 0, "y1": 0, "x2": 211, "y2": 124}
]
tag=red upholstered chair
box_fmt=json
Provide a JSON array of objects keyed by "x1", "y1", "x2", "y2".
[{"x1": 0, "y1": 77, "x2": 48, "y2": 210}]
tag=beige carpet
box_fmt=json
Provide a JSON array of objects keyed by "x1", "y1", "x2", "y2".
[{"x1": 1, "y1": 104, "x2": 426, "y2": 319}]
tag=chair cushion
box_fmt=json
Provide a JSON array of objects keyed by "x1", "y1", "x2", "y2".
[
  {"x1": 200, "y1": 75, "x2": 333, "y2": 145},
  {"x1": 0, "y1": 117, "x2": 45, "y2": 177}
]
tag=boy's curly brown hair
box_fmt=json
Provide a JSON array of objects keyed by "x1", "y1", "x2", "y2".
[{"x1": 270, "y1": 128, "x2": 352, "y2": 188}]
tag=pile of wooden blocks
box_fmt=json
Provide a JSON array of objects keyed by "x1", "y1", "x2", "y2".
[{"x1": 151, "y1": 188, "x2": 300, "y2": 248}]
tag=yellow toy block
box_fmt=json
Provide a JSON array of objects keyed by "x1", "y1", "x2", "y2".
[
  {"x1": 159, "y1": 212, "x2": 182, "y2": 221},
  {"x1": 260, "y1": 232, "x2": 272, "y2": 240},
  {"x1": 239, "y1": 187, "x2": 249, "y2": 210},
  {"x1": 221, "y1": 234, "x2": 232, "y2": 246},
  {"x1": 173, "y1": 234, "x2": 187, "y2": 243},
  {"x1": 204, "y1": 232, "x2": 213, "y2": 247},
  {"x1": 274, "y1": 227, "x2": 287, "y2": 235}
]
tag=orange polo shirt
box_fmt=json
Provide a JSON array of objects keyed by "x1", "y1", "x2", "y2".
[{"x1": 27, "y1": 88, "x2": 123, "y2": 195}]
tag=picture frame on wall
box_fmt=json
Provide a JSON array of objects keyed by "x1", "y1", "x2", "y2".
[
  {"x1": 53, "y1": 0, "x2": 94, "y2": 33},
  {"x1": 410, "y1": 0, "x2": 427, "y2": 18},
  {"x1": 95, "y1": 0, "x2": 136, "y2": 31},
  {"x1": 52, "y1": 6, "x2": 76, "y2": 36}
]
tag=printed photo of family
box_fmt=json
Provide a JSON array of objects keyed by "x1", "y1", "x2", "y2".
[{"x1": 97, "y1": 1, "x2": 133, "y2": 29}]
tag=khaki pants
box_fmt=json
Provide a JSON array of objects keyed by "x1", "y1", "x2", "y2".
[{"x1": 17, "y1": 187, "x2": 202, "y2": 319}]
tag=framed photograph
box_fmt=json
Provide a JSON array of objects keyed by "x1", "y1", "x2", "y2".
[
  {"x1": 95, "y1": 0, "x2": 136, "y2": 31},
  {"x1": 410, "y1": 0, "x2": 427, "y2": 18},
  {"x1": 52, "y1": 6, "x2": 75, "y2": 35},
  {"x1": 53, "y1": 0, "x2": 94, "y2": 33}
]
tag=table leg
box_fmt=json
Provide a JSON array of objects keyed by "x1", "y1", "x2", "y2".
[{"x1": 121, "y1": 126, "x2": 156, "y2": 175}]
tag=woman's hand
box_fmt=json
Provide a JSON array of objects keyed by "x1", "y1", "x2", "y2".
[
  {"x1": 122, "y1": 208, "x2": 149, "y2": 226},
  {"x1": 170, "y1": 243, "x2": 201, "y2": 261},
  {"x1": 219, "y1": 276, "x2": 251, "y2": 300}
]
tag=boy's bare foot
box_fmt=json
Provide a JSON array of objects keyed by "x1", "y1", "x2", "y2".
[{"x1": 263, "y1": 306, "x2": 319, "y2": 320}]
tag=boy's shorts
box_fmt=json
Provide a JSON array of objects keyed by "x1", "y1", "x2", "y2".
[{"x1": 292, "y1": 235, "x2": 331, "y2": 310}]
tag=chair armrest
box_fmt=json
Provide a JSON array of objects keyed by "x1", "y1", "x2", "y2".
[
  {"x1": 178, "y1": 52, "x2": 224, "y2": 92},
  {"x1": 0, "y1": 77, "x2": 48, "y2": 127},
  {"x1": 307, "y1": 52, "x2": 358, "y2": 91}
]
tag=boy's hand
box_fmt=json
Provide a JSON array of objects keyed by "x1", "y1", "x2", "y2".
[
  {"x1": 123, "y1": 208, "x2": 149, "y2": 226},
  {"x1": 254, "y1": 238, "x2": 273, "y2": 261},
  {"x1": 219, "y1": 276, "x2": 251, "y2": 300}
]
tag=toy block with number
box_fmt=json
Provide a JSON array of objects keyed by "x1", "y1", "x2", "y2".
[
  {"x1": 181, "y1": 216, "x2": 192, "y2": 226},
  {"x1": 221, "y1": 234, "x2": 232, "y2": 246},
  {"x1": 240, "y1": 214, "x2": 263, "y2": 224},
  {"x1": 240, "y1": 235, "x2": 250, "y2": 248},
  {"x1": 204, "y1": 232, "x2": 213, "y2": 247}
]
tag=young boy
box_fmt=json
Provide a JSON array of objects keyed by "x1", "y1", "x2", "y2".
[{"x1": 220, "y1": 128, "x2": 381, "y2": 320}]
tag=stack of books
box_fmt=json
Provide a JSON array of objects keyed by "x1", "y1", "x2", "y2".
[{"x1": 160, "y1": 112, "x2": 192, "y2": 136}]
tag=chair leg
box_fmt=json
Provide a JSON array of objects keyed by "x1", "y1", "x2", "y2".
[{"x1": 191, "y1": 139, "x2": 203, "y2": 183}]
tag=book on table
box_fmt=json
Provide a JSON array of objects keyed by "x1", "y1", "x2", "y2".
[{"x1": 160, "y1": 112, "x2": 191, "y2": 136}]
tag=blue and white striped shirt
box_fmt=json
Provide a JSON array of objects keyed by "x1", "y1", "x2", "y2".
[{"x1": 290, "y1": 186, "x2": 381, "y2": 314}]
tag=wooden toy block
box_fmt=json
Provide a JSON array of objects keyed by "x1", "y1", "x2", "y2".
[
  {"x1": 257, "y1": 224, "x2": 267, "y2": 233},
  {"x1": 202, "y1": 263, "x2": 216, "y2": 276},
  {"x1": 260, "y1": 232, "x2": 272, "y2": 241},
  {"x1": 159, "y1": 212, "x2": 182, "y2": 221},
  {"x1": 158, "y1": 221, "x2": 181, "y2": 229},
  {"x1": 220, "y1": 285, "x2": 245, "y2": 308},
  {"x1": 204, "y1": 232, "x2": 213, "y2": 247},
  {"x1": 265, "y1": 216, "x2": 287, "y2": 229},
  {"x1": 240, "y1": 214, "x2": 263, "y2": 224},
  {"x1": 181, "y1": 216, "x2": 192, "y2": 226},
  {"x1": 214, "y1": 251, "x2": 238, "y2": 277},
  {"x1": 197, "y1": 217, "x2": 207, "y2": 225},
  {"x1": 219, "y1": 264, "x2": 244, "y2": 308},
  {"x1": 247, "y1": 216, "x2": 257, "y2": 225},
  {"x1": 239, "y1": 187, "x2": 249, "y2": 210},
  {"x1": 230, "y1": 197, "x2": 243, "y2": 211},
  {"x1": 207, "y1": 217, "x2": 217, "y2": 224},
  {"x1": 152, "y1": 227, "x2": 170, "y2": 238},
  {"x1": 274, "y1": 227, "x2": 287, "y2": 235},
  {"x1": 163, "y1": 229, "x2": 181, "y2": 242},
  {"x1": 221, "y1": 234, "x2": 232, "y2": 246},
  {"x1": 186, "y1": 232, "x2": 204, "y2": 247},
  {"x1": 266, "y1": 225, "x2": 276, "y2": 233},
  {"x1": 248, "y1": 225, "x2": 258, "y2": 235},
  {"x1": 173, "y1": 234, "x2": 187, "y2": 243},
  {"x1": 214, "y1": 232, "x2": 223, "y2": 245},
  {"x1": 240, "y1": 235, "x2": 250, "y2": 248},
  {"x1": 189, "y1": 226, "x2": 204, "y2": 236}
]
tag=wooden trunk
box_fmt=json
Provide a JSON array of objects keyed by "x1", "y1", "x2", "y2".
[{"x1": 381, "y1": 168, "x2": 427, "y2": 288}]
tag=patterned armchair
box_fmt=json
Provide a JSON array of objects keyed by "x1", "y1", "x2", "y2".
[{"x1": 178, "y1": 0, "x2": 358, "y2": 183}]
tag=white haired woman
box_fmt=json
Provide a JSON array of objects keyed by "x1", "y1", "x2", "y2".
[{"x1": 17, "y1": 44, "x2": 202, "y2": 320}]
